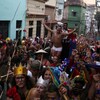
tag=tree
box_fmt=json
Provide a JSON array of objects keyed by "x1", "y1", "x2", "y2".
[{"x1": 95, "y1": 11, "x2": 100, "y2": 32}]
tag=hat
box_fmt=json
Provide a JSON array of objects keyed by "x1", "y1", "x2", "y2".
[
  {"x1": 14, "y1": 63, "x2": 27, "y2": 76},
  {"x1": 6, "y1": 37, "x2": 11, "y2": 42},
  {"x1": 37, "y1": 76, "x2": 49, "y2": 87},
  {"x1": 57, "y1": 22, "x2": 63, "y2": 26},
  {"x1": 30, "y1": 60, "x2": 41, "y2": 70},
  {"x1": 35, "y1": 49, "x2": 47, "y2": 54}
]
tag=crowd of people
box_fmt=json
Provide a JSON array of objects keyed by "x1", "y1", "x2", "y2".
[{"x1": 0, "y1": 22, "x2": 100, "y2": 100}]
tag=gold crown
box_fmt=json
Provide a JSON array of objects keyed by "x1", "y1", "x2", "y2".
[{"x1": 14, "y1": 63, "x2": 27, "y2": 75}]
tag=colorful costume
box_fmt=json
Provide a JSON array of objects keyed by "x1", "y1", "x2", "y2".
[{"x1": 7, "y1": 86, "x2": 21, "y2": 100}]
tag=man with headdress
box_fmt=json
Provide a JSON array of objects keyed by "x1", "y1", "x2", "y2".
[{"x1": 43, "y1": 22, "x2": 76, "y2": 58}]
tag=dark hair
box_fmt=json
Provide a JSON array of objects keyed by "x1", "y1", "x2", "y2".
[
  {"x1": 11, "y1": 75, "x2": 34, "y2": 100},
  {"x1": 41, "y1": 68, "x2": 49, "y2": 79},
  {"x1": 11, "y1": 75, "x2": 33, "y2": 89},
  {"x1": 74, "y1": 76, "x2": 85, "y2": 86},
  {"x1": 63, "y1": 23, "x2": 68, "y2": 30}
]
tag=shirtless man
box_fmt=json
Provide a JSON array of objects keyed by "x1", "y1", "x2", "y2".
[{"x1": 43, "y1": 22, "x2": 76, "y2": 58}]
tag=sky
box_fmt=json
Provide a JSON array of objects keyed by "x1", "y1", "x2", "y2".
[
  {"x1": 64, "y1": 0, "x2": 95, "y2": 5},
  {"x1": 83, "y1": 0, "x2": 95, "y2": 4}
]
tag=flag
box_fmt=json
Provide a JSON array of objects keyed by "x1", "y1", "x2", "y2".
[{"x1": 48, "y1": 67, "x2": 60, "y2": 88}]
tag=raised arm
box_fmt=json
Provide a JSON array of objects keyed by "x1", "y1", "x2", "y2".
[
  {"x1": 61, "y1": 28, "x2": 76, "y2": 37},
  {"x1": 67, "y1": 28, "x2": 76, "y2": 35},
  {"x1": 43, "y1": 23, "x2": 54, "y2": 33}
]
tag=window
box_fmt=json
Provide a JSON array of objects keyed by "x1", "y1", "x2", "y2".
[
  {"x1": 29, "y1": 21, "x2": 33, "y2": 26},
  {"x1": 58, "y1": 9, "x2": 62, "y2": 15},
  {"x1": 16, "y1": 20, "x2": 22, "y2": 28},
  {"x1": 16, "y1": 30, "x2": 21, "y2": 39},
  {"x1": 28, "y1": 28, "x2": 33, "y2": 37},
  {"x1": 72, "y1": 11, "x2": 77, "y2": 17},
  {"x1": 0, "y1": 21, "x2": 9, "y2": 39}
]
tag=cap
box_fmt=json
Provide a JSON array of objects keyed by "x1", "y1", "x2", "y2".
[{"x1": 30, "y1": 60, "x2": 41, "y2": 70}]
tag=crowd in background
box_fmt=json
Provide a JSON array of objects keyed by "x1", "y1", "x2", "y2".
[{"x1": 0, "y1": 22, "x2": 100, "y2": 100}]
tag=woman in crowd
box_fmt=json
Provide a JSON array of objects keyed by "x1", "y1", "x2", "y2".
[
  {"x1": 6, "y1": 64, "x2": 33, "y2": 100},
  {"x1": 26, "y1": 76, "x2": 49, "y2": 100},
  {"x1": 42, "y1": 68, "x2": 51, "y2": 80}
]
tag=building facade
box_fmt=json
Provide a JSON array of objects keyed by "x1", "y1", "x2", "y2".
[
  {"x1": 45, "y1": 0, "x2": 65, "y2": 21},
  {"x1": 45, "y1": 0, "x2": 56, "y2": 22},
  {"x1": 85, "y1": 5, "x2": 96, "y2": 34},
  {"x1": 45, "y1": 0, "x2": 57, "y2": 37},
  {"x1": 0, "y1": 0, "x2": 26, "y2": 40},
  {"x1": 55, "y1": 0, "x2": 65, "y2": 21},
  {"x1": 26, "y1": 0, "x2": 48, "y2": 38},
  {"x1": 64, "y1": 0, "x2": 86, "y2": 34}
]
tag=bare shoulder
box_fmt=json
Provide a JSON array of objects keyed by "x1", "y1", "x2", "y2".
[
  {"x1": 30, "y1": 88, "x2": 37, "y2": 95},
  {"x1": 26, "y1": 88, "x2": 38, "y2": 100}
]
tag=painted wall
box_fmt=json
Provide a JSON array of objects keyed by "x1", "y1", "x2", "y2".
[
  {"x1": 0, "y1": 0, "x2": 26, "y2": 39},
  {"x1": 45, "y1": 0, "x2": 56, "y2": 7},
  {"x1": 27, "y1": 0, "x2": 45, "y2": 15},
  {"x1": 67, "y1": 6, "x2": 86, "y2": 34}
]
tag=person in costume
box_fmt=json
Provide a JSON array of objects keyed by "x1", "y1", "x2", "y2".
[
  {"x1": 6, "y1": 63, "x2": 33, "y2": 100},
  {"x1": 45, "y1": 83, "x2": 60, "y2": 100},
  {"x1": 27, "y1": 59, "x2": 42, "y2": 84},
  {"x1": 26, "y1": 76, "x2": 49, "y2": 100},
  {"x1": 61, "y1": 23, "x2": 77, "y2": 60},
  {"x1": 43, "y1": 22, "x2": 76, "y2": 58},
  {"x1": 35, "y1": 49, "x2": 50, "y2": 67},
  {"x1": 69, "y1": 75, "x2": 87, "y2": 100},
  {"x1": 50, "y1": 56, "x2": 61, "y2": 67},
  {"x1": 64, "y1": 63, "x2": 90, "y2": 100},
  {"x1": 59, "y1": 75, "x2": 90, "y2": 100},
  {"x1": 88, "y1": 73, "x2": 100, "y2": 100}
]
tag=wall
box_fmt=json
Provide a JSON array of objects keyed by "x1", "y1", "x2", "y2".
[
  {"x1": 26, "y1": 0, "x2": 46, "y2": 38},
  {"x1": 45, "y1": 0, "x2": 56, "y2": 7},
  {"x1": 45, "y1": 6, "x2": 55, "y2": 21},
  {"x1": 0, "y1": 0, "x2": 26, "y2": 39},
  {"x1": 67, "y1": 5, "x2": 86, "y2": 34},
  {"x1": 27, "y1": 0, "x2": 45, "y2": 15},
  {"x1": 55, "y1": 0, "x2": 65, "y2": 21}
]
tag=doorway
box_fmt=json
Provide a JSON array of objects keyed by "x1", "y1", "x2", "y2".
[
  {"x1": 36, "y1": 21, "x2": 41, "y2": 37},
  {"x1": 0, "y1": 21, "x2": 9, "y2": 39}
]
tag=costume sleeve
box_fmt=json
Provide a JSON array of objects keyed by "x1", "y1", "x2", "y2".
[{"x1": 7, "y1": 87, "x2": 21, "y2": 100}]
